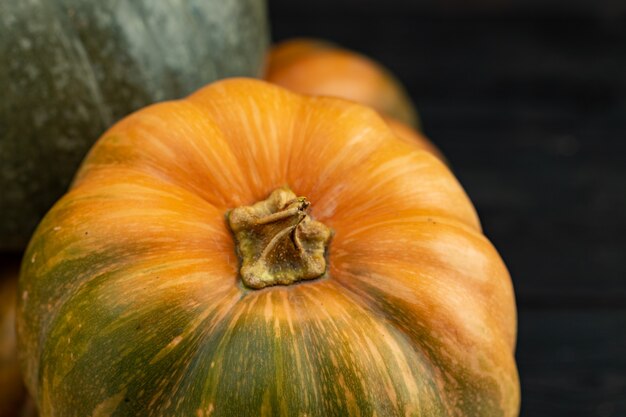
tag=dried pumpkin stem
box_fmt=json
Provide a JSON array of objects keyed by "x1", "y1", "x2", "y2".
[{"x1": 227, "y1": 187, "x2": 332, "y2": 289}]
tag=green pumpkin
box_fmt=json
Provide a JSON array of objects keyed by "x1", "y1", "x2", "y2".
[{"x1": 0, "y1": 0, "x2": 269, "y2": 251}]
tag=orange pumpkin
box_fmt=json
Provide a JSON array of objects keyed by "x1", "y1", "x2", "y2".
[
  {"x1": 382, "y1": 116, "x2": 443, "y2": 159},
  {"x1": 0, "y1": 260, "x2": 29, "y2": 417},
  {"x1": 264, "y1": 39, "x2": 444, "y2": 159},
  {"x1": 265, "y1": 39, "x2": 418, "y2": 126},
  {"x1": 18, "y1": 78, "x2": 519, "y2": 416}
]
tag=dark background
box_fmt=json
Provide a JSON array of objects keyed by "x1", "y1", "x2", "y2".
[{"x1": 269, "y1": 0, "x2": 626, "y2": 416}]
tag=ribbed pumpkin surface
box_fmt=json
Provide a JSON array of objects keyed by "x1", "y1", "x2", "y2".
[{"x1": 18, "y1": 79, "x2": 519, "y2": 417}]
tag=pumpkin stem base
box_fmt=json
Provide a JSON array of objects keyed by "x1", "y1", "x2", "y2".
[{"x1": 227, "y1": 187, "x2": 332, "y2": 289}]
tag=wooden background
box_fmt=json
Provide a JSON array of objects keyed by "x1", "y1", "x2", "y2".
[{"x1": 269, "y1": 1, "x2": 626, "y2": 415}]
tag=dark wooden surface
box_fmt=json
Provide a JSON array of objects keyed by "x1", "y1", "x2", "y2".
[{"x1": 270, "y1": 1, "x2": 626, "y2": 415}]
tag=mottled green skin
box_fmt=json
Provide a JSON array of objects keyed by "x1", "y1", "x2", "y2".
[
  {"x1": 18, "y1": 192, "x2": 513, "y2": 417},
  {"x1": 0, "y1": 0, "x2": 268, "y2": 250}
]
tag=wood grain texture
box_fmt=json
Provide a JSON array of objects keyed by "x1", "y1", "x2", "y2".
[{"x1": 517, "y1": 310, "x2": 626, "y2": 417}]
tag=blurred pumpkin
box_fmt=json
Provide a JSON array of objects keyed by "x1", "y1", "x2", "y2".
[
  {"x1": 0, "y1": 0, "x2": 269, "y2": 251},
  {"x1": 18, "y1": 79, "x2": 519, "y2": 417},
  {"x1": 266, "y1": 39, "x2": 418, "y2": 126},
  {"x1": 0, "y1": 259, "x2": 29, "y2": 417}
]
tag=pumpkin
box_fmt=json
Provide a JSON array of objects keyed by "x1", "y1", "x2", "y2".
[
  {"x1": 0, "y1": 260, "x2": 28, "y2": 417},
  {"x1": 264, "y1": 39, "x2": 444, "y2": 160},
  {"x1": 0, "y1": 0, "x2": 269, "y2": 251},
  {"x1": 18, "y1": 78, "x2": 519, "y2": 416},
  {"x1": 381, "y1": 117, "x2": 444, "y2": 161},
  {"x1": 265, "y1": 39, "x2": 418, "y2": 127}
]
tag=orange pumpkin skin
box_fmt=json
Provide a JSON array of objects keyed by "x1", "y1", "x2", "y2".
[
  {"x1": 265, "y1": 38, "x2": 419, "y2": 127},
  {"x1": 264, "y1": 39, "x2": 446, "y2": 159},
  {"x1": 382, "y1": 116, "x2": 445, "y2": 161},
  {"x1": 18, "y1": 78, "x2": 519, "y2": 416}
]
